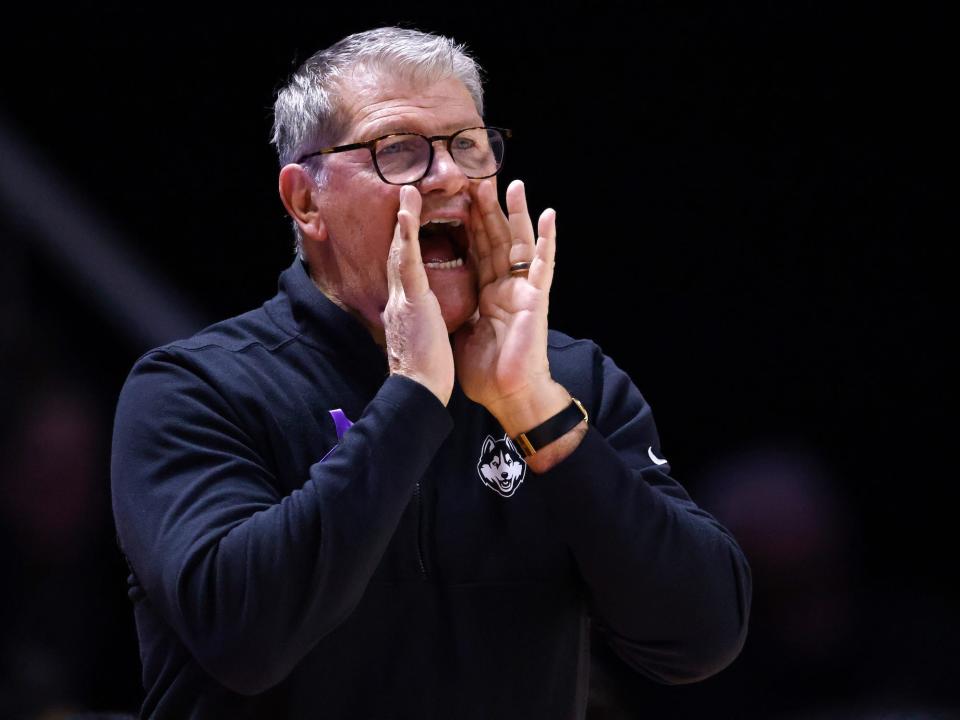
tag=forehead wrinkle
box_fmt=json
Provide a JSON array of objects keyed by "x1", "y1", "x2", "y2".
[
  {"x1": 362, "y1": 115, "x2": 484, "y2": 142},
  {"x1": 340, "y1": 75, "x2": 482, "y2": 142}
]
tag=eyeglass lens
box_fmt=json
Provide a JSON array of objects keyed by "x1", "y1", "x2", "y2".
[{"x1": 374, "y1": 128, "x2": 504, "y2": 184}]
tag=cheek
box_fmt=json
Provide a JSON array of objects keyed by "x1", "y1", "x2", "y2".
[
  {"x1": 329, "y1": 167, "x2": 401, "y2": 244},
  {"x1": 342, "y1": 196, "x2": 399, "y2": 270},
  {"x1": 342, "y1": 210, "x2": 400, "y2": 312},
  {"x1": 363, "y1": 193, "x2": 402, "y2": 262}
]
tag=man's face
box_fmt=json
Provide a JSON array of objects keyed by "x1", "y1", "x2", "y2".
[{"x1": 312, "y1": 72, "x2": 488, "y2": 336}]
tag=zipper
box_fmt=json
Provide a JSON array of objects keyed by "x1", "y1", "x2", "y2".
[{"x1": 414, "y1": 480, "x2": 427, "y2": 577}]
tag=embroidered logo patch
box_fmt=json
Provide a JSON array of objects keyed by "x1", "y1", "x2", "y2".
[{"x1": 476, "y1": 434, "x2": 527, "y2": 497}]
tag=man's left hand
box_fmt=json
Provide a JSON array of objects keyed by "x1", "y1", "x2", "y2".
[{"x1": 454, "y1": 179, "x2": 580, "y2": 466}]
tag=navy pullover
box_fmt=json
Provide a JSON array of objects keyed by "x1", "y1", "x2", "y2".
[{"x1": 110, "y1": 257, "x2": 751, "y2": 719}]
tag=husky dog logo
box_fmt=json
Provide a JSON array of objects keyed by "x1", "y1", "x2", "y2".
[{"x1": 476, "y1": 434, "x2": 527, "y2": 497}]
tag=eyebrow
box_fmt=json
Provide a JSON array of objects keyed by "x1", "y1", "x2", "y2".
[
  {"x1": 359, "y1": 119, "x2": 483, "y2": 142},
  {"x1": 360, "y1": 124, "x2": 413, "y2": 140}
]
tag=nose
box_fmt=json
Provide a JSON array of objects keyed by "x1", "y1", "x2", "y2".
[{"x1": 417, "y1": 141, "x2": 469, "y2": 196}]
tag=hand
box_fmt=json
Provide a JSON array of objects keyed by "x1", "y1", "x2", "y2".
[
  {"x1": 382, "y1": 186, "x2": 455, "y2": 406},
  {"x1": 453, "y1": 179, "x2": 569, "y2": 436}
]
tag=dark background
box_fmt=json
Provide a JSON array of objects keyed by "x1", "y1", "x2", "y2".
[{"x1": 0, "y1": 4, "x2": 951, "y2": 718}]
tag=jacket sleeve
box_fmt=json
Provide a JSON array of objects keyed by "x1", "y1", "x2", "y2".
[
  {"x1": 536, "y1": 342, "x2": 752, "y2": 684},
  {"x1": 110, "y1": 350, "x2": 452, "y2": 695}
]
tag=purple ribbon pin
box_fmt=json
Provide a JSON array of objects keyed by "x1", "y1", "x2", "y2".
[{"x1": 320, "y1": 408, "x2": 354, "y2": 462}]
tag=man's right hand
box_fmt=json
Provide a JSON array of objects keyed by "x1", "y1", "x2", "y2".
[{"x1": 382, "y1": 186, "x2": 455, "y2": 406}]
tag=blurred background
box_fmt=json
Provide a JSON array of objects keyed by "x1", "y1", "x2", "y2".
[{"x1": 0, "y1": 3, "x2": 951, "y2": 718}]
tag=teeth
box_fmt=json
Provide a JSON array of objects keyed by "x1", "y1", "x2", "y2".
[
  {"x1": 422, "y1": 257, "x2": 464, "y2": 270},
  {"x1": 420, "y1": 218, "x2": 462, "y2": 227}
]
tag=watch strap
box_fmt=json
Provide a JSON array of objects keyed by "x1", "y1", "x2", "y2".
[{"x1": 513, "y1": 398, "x2": 589, "y2": 458}]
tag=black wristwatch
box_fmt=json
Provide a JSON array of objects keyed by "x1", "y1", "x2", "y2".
[{"x1": 512, "y1": 398, "x2": 589, "y2": 458}]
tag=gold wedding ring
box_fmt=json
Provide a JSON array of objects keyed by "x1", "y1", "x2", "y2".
[{"x1": 509, "y1": 261, "x2": 532, "y2": 276}]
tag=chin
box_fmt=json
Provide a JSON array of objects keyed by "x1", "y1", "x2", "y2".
[
  {"x1": 430, "y1": 268, "x2": 478, "y2": 334},
  {"x1": 439, "y1": 294, "x2": 478, "y2": 334}
]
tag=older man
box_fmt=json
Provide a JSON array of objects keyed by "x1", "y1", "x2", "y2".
[{"x1": 111, "y1": 27, "x2": 751, "y2": 719}]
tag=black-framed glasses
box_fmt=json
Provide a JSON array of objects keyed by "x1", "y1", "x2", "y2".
[{"x1": 297, "y1": 126, "x2": 511, "y2": 185}]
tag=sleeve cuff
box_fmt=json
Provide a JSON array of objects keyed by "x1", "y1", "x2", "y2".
[
  {"x1": 531, "y1": 425, "x2": 659, "y2": 528},
  {"x1": 371, "y1": 374, "x2": 454, "y2": 442}
]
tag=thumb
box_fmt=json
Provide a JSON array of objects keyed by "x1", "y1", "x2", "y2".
[{"x1": 392, "y1": 186, "x2": 430, "y2": 299}]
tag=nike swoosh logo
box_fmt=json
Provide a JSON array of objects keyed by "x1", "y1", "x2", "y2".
[{"x1": 648, "y1": 446, "x2": 668, "y2": 465}]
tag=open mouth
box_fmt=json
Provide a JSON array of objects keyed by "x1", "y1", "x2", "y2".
[{"x1": 419, "y1": 218, "x2": 469, "y2": 269}]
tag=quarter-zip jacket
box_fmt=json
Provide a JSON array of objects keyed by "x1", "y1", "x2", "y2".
[{"x1": 111, "y1": 257, "x2": 751, "y2": 719}]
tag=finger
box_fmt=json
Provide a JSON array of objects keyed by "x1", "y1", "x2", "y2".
[
  {"x1": 475, "y1": 179, "x2": 512, "y2": 277},
  {"x1": 393, "y1": 186, "x2": 430, "y2": 298},
  {"x1": 528, "y1": 208, "x2": 557, "y2": 292},
  {"x1": 469, "y1": 197, "x2": 496, "y2": 287},
  {"x1": 506, "y1": 179, "x2": 536, "y2": 266},
  {"x1": 386, "y1": 215, "x2": 403, "y2": 299}
]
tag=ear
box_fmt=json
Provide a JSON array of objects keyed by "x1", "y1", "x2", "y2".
[
  {"x1": 481, "y1": 436, "x2": 496, "y2": 456},
  {"x1": 279, "y1": 163, "x2": 327, "y2": 243}
]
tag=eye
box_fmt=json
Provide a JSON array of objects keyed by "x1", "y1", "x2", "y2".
[{"x1": 377, "y1": 136, "x2": 419, "y2": 157}]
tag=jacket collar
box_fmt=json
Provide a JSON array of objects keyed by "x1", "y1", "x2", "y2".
[{"x1": 267, "y1": 257, "x2": 389, "y2": 378}]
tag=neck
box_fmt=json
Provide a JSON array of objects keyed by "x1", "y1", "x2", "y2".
[{"x1": 305, "y1": 262, "x2": 387, "y2": 349}]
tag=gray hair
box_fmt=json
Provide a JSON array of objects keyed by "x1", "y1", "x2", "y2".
[{"x1": 271, "y1": 27, "x2": 486, "y2": 257}]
